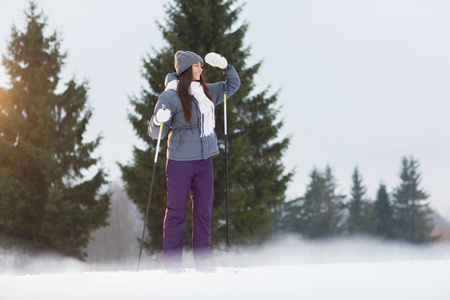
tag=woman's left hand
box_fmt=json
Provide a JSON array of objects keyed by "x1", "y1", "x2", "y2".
[{"x1": 205, "y1": 52, "x2": 228, "y2": 69}]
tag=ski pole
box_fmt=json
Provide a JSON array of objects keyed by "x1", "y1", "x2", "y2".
[
  {"x1": 137, "y1": 105, "x2": 166, "y2": 272},
  {"x1": 223, "y1": 78, "x2": 230, "y2": 253}
]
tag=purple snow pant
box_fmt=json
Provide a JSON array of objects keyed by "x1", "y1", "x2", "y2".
[{"x1": 163, "y1": 158, "x2": 214, "y2": 269}]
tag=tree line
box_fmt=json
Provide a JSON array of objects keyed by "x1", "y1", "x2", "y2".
[{"x1": 277, "y1": 156, "x2": 435, "y2": 243}]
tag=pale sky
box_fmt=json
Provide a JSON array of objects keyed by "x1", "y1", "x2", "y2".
[{"x1": 1, "y1": 0, "x2": 449, "y2": 217}]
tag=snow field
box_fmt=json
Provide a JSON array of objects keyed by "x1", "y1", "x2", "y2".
[{"x1": 1, "y1": 236, "x2": 450, "y2": 299}]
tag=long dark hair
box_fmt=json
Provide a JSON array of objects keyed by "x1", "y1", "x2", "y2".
[{"x1": 178, "y1": 66, "x2": 213, "y2": 124}]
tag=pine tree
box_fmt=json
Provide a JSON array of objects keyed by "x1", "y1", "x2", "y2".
[
  {"x1": 0, "y1": 2, "x2": 109, "y2": 259},
  {"x1": 284, "y1": 166, "x2": 345, "y2": 238},
  {"x1": 322, "y1": 165, "x2": 346, "y2": 235},
  {"x1": 346, "y1": 167, "x2": 369, "y2": 234},
  {"x1": 392, "y1": 156, "x2": 434, "y2": 243},
  {"x1": 120, "y1": 0, "x2": 292, "y2": 252},
  {"x1": 284, "y1": 169, "x2": 323, "y2": 236},
  {"x1": 367, "y1": 184, "x2": 395, "y2": 238}
]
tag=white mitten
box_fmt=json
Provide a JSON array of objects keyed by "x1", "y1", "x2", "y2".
[
  {"x1": 205, "y1": 52, "x2": 228, "y2": 69},
  {"x1": 154, "y1": 108, "x2": 171, "y2": 125}
]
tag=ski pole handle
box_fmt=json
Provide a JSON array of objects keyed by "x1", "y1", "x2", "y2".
[
  {"x1": 154, "y1": 104, "x2": 165, "y2": 163},
  {"x1": 223, "y1": 91, "x2": 227, "y2": 135},
  {"x1": 154, "y1": 124, "x2": 163, "y2": 163}
]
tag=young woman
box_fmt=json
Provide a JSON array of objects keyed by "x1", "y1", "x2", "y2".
[{"x1": 148, "y1": 50, "x2": 240, "y2": 272}]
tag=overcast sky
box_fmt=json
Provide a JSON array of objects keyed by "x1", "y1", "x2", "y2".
[{"x1": 1, "y1": 0, "x2": 449, "y2": 217}]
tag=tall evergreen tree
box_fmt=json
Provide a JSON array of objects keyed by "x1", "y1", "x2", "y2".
[
  {"x1": 0, "y1": 2, "x2": 109, "y2": 259},
  {"x1": 367, "y1": 183, "x2": 395, "y2": 238},
  {"x1": 392, "y1": 156, "x2": 434, "y2": 243},
  {"x1": 120, "y1": 0, "x2": 292, "y2": 252},
  {"x1": 346, "y1": 167, "x2": 369, "y2": 234},
  {"x1": 283, "y1": 169, "x2": 323, "y2": 236},
  {"x1": 284, "y1": 166, "x2": 345, "y2": 238}
]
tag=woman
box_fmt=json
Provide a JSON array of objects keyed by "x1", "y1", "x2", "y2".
[{"x1": 148, "y1": 50, "x2": 240, "y2": 272}]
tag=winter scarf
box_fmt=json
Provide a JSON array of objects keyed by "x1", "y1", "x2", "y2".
[{"x1": 165, "y1": 80, "x2": 215, "y2": 137}]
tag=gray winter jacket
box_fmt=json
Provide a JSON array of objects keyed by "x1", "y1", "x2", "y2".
[{"x1": 148, "y1": 65, "x2": 240, "y2": 161}]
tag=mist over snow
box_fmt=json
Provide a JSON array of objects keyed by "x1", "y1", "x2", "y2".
[{"x1": 1, "y1": 236, "x2": 450, "y2": 299}]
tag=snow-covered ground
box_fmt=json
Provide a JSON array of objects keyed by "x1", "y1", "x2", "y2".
[{"x1": 1, "y1": 236, "x2": 450, "y2": 300}]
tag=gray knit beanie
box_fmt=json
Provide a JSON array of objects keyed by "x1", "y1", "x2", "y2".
[{"x1": 174, "y1": 50, "x2": 203, "y2": 75}]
